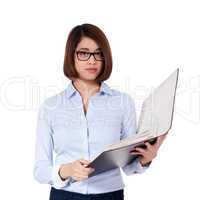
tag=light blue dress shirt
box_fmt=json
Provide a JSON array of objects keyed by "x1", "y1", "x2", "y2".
[{"x1": 33, "y1": 81, "x2": 149, "y2": 194}]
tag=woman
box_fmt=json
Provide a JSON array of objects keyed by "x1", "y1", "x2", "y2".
[{"x1": 34, "y1": 23, "x2": 167, "y2": 200}]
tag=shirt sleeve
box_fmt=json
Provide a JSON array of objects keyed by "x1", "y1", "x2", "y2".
[
  {"x1": 33, "y1": 101, "x2": 70, "y2": 188},
  {"x1": 120, "y1": 94, "x2": 151, "y2": 176}
]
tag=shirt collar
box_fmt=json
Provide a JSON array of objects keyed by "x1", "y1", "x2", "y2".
[{"x1": 65, "y1": 81, "x2": 113, "y2": 99}]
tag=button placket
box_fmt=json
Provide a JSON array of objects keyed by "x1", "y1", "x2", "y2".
[{"x1": 78, "y1": 94, "x2": 94, "y2": 194}]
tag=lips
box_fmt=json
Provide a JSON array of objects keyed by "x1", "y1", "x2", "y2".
[{"x1": 85, "y1": 68, "x2": 98, "y2": 73}]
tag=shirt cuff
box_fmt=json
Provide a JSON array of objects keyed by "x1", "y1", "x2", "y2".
[
  {"x1": 134, "y1": 158, "x2": 151, "y2": 173},
  {"x1": 122, "y1": 157, "x2": 150, "y2": 175},
  {"x1": 51, "y1": 165, "x2": 71, "y2": 189}
]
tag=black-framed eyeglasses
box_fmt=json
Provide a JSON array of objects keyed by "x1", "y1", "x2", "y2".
[{"x1": 76, "y1": 51, "x2": 104, "y2": 61}]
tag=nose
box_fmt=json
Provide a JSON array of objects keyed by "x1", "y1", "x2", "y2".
[{"x1": 88, "y1": 54, "x2": 96, "y2": 64}]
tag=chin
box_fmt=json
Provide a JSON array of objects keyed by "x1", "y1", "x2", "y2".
[{"x1": 80, "y1": 75, "x2": 99, "y2": 82}]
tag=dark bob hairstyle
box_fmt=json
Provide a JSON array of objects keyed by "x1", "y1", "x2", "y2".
[{"x1": 63, "y1": 23, "x2": 113, "y2": 83}]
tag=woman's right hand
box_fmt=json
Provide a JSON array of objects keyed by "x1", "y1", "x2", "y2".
[{"x1": 59, "y1": 159, "x2": 95, "y2": 182}]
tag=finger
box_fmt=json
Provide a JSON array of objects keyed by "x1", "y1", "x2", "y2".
[
  {"x1": 79, "y1": 159, "x2": 90, "y2": 166},
  {"x1": 130, "y1": 147, "x2": 136, "y2": 152},
  {"x1": 77, "y1": 174, "x2": 88, "y2": 179},
  {"x1": 83, "y1": 167, "x2": 95, "y2": 173},
  {"x1": 74, "y1": 167, "x2": 87, "y2": 175},
  {"x1": 88, "y1": 168, "x2": 95, "y2": 174},
  {"x1": 81, "y1": 173, "x2": 89, "y2": 178},
  {"x1": 156, "y1": 136, "x2": 164, "y2": 146},
  {"x1": 157, "y1": 136, "x2": 164, "y2": 143},
  {"x1": 79, "y1": 165, "x2": 95, "y2": 174},
  {"x1": 145, "y1": 142, "x2": 152, "y2": 149},
  {"x1": 135, "y1": 147, "x2": 146, "y2": 153},
  {"x1": 74, "y1": 173, "x2": 88, "y2": 179},
  {"x1": 78, "y1": 169, "x2": 91, "y2": 177},
  {"x1": 163, "y1": 133, "x2": 168, "y2": 138},
  {"x1": 130, "y1": 151, "x2": 142, "y2": 155},
  {"x1": 158, "y1": 134, "x2": 167, "y2": 141}
]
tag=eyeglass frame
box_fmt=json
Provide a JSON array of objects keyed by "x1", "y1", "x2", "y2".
[{"x1": 75, "y1": 50, "x2": 104, "y2": 61}]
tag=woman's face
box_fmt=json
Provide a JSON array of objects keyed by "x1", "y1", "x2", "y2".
[{"x1": 74, "y1": 37, "x2": 103, "y2": 82}]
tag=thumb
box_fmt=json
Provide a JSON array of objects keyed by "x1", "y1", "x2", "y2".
[{"x1": 79, "y1": 159, "x2": 90, "y2": 166}]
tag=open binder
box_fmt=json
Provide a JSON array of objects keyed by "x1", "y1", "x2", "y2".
[{"x1": 74, "y1": 69, "x2": 179, "y2": 179}]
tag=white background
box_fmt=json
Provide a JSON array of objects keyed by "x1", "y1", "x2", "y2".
[{"x1": 0, "y1": 0, "x2": 200, "y2": 199}]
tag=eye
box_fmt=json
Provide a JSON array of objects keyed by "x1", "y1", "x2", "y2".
[
  {"x1": 94, "y1": 51, "x2": 104, "y2": 59},
  {"x1": 78, "y1": 51, "x2": 89, "y2": 57}
]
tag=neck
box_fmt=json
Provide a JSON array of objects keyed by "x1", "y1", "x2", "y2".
[{"x1": 72, "y1": 78, "x2": 101, "y2": 98}]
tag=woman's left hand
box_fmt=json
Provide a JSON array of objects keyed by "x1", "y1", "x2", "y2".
[{"x1": 130, "y1": 133, "x2": 168, "y2": 166}]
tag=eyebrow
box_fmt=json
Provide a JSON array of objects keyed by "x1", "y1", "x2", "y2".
[{"x1": 78, "y1": 47, "x2": 101, "y2": 51}]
